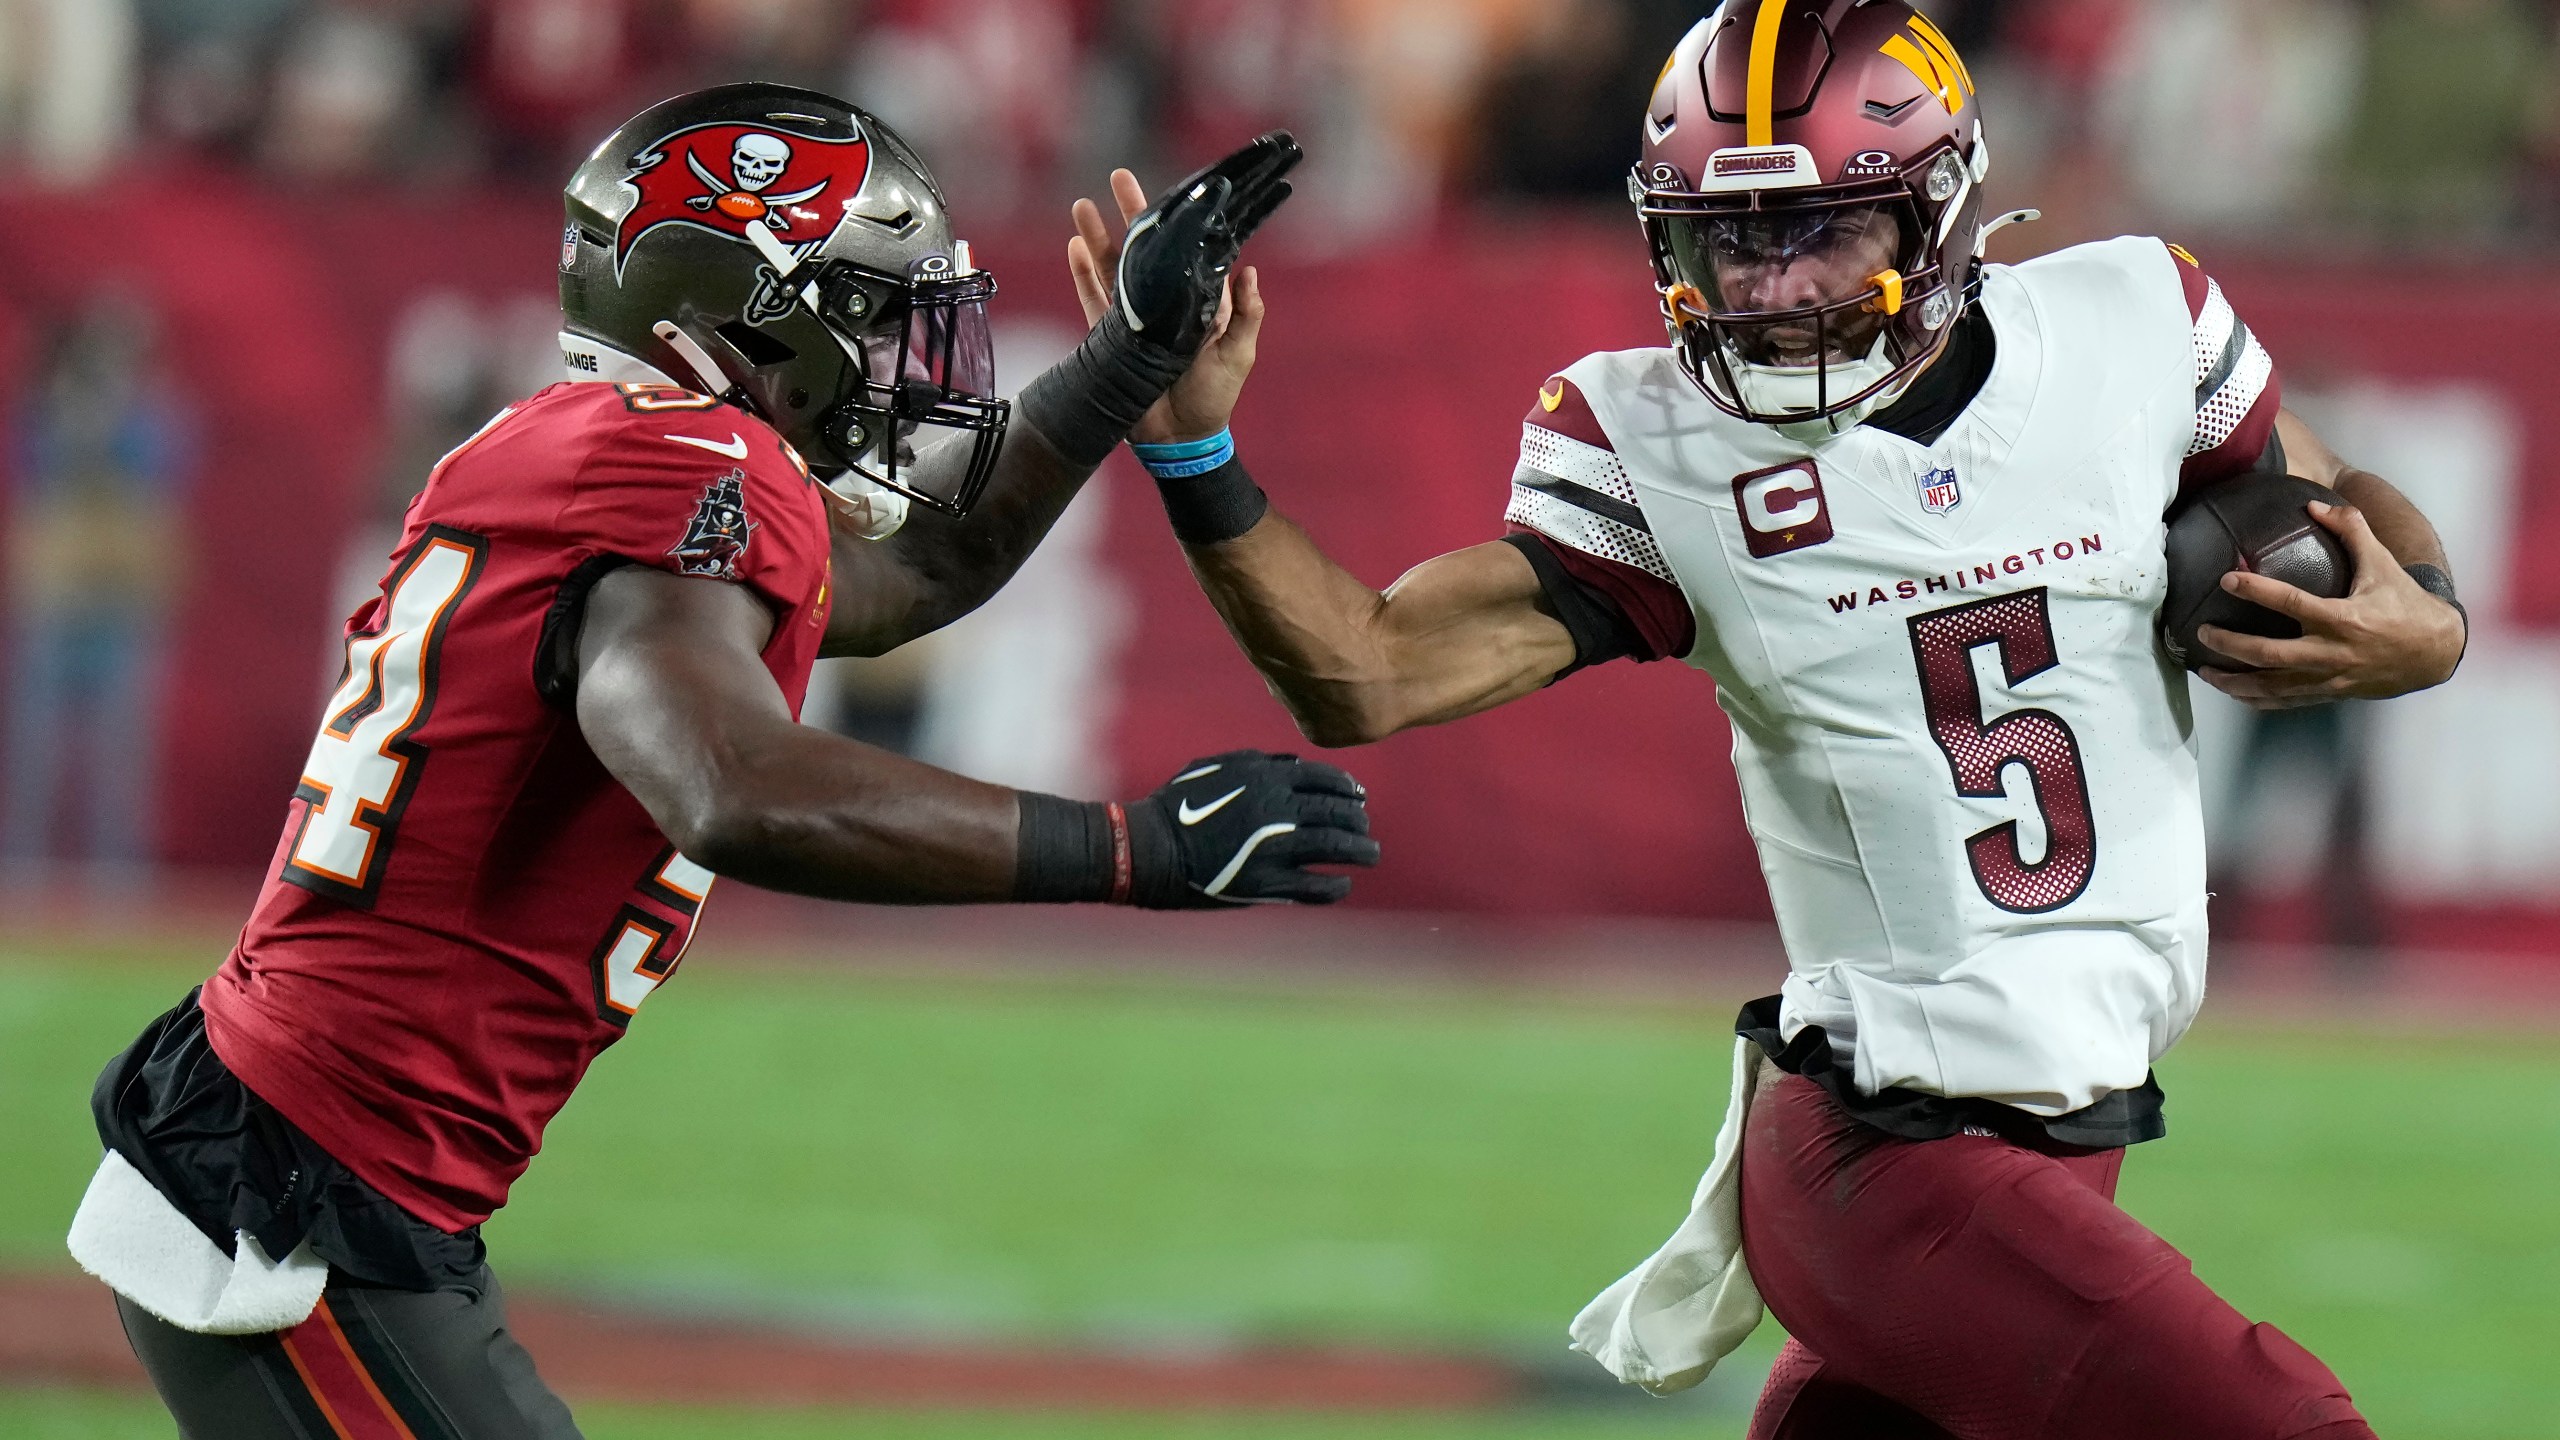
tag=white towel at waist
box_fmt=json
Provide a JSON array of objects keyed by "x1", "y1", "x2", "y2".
[
  {"x1": 1568, "y1": 1035, "x2": 1770, "y2": 1395},
  {"x1": 66, "y1": 1148, "x2": 328, "y2": 1335}
]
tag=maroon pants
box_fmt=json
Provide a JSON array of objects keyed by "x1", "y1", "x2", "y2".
[{"x1": 1741, "y1": 1073, "x2": 2377, "y2": 1440}]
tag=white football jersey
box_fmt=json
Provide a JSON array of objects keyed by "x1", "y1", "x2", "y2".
[{"x1": 1508, "y1": 237, "x2": 2281, "y2": 1115}]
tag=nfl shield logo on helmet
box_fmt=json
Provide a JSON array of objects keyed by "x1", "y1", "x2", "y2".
[{"x1": 1918, "y1": 465, "x2": 1963, "y2": 515}]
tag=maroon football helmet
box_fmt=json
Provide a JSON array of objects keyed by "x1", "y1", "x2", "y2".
[{"x1": 1633, "y1": 1, "x2": 1992, "y2": 435}]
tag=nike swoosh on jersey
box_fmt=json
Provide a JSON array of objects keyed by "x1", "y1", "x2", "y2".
[
  {"x1": 1177, "y1": 786, "x2": 1248, "y2": 826},
  {"x1": 666, "y1": 432, "x2": 751, "y2": 460}
]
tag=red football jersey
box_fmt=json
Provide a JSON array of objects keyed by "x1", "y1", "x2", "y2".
[{"x1": 201, "y1": 382, "x2": 833, "y2": 1232}]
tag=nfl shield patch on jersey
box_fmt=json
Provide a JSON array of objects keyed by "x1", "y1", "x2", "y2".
[{"x1": 1918, "y1": 465, "x2": 1963, "y2": 515}]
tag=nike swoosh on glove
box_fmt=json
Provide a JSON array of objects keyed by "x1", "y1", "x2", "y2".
[{"x1": 1123, "y1": 749, "x2": 1378, "y2": 908}]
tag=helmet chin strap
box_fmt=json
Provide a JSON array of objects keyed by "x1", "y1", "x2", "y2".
[
  {"x1": 744, "y1": 219, "x2": 822, "y2": 308},
  {"x1": 651, "y1": 320, "x2": 742, "y2": 400},
  {"x1": 1977, "y1": 208, "x2": 2042, "y2": 257}
]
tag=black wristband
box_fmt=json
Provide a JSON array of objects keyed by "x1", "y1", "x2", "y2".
[
  {"x1": 1014, "y1": 313, "x2": 1189, "y2": 470},
  {"x1": 1118, "y1": 800, "x2": 1188, "y2": 910},
  {"x1": 2405, "y1": 563, "x2": 2469, "y2": 670},
  {"x1": 1012, "y1": 792, "x2": 1124, "y2": 904},
  {"x1": 2405, "y1": 563, "x2": 2467, "y2": 630},
  {"x1": 1157, "y1": 454, "x2": 1270, "y2": 546},
  {"x1": 2403, "y1": 563, "x2": 2459, "y2": 607}
]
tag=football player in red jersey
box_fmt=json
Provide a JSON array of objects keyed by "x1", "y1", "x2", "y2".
[{"x1": 69, "y1": 86, "x2": 1372, "y2": 1437}]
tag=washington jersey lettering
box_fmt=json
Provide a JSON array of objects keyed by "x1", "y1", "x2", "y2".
[
  {"x1": 200, "y1": 382, "x2": 832, "y2": 1232},
  {"x1": 1507, "y1": 238, "x2": 2279, "y2": 1116}
]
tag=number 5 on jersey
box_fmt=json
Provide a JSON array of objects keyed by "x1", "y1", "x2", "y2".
[
  {"x1": 592, "y1": 849, "x2": 716, "y2": 1025},
  {"x1": 285, "y1": 528, "x2": 487, "y2": 905},
  {"x1": 1908, "y1": 589, "x2": 2098, "y2": 914}
]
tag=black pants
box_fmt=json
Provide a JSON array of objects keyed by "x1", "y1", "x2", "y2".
[{"x1": 114, "y1": 1263, "x2": 580, "y2": 1440}]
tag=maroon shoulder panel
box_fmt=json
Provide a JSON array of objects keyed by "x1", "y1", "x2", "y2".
[
  {"x1": 2169, "y1": 241, "x2": 2213, "y2": 319},
  {"x1": 1523, "y1": 375, "x2": 1615, "y2": 452},
  {"x1": 2169, "y1": 246, "x2": 2286, "y2": 502},
  {"x1": 1512, "y1": 528, "x2": 1697, "y2": 663}
]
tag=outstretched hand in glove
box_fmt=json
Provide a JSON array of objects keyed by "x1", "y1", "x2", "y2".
[
  {"x1": 1067, "y1": 134, "x2": 1300, "y2": 445},
  {"x1": 1122, "y1": 750, "x2": 1376, "y2": 908}
]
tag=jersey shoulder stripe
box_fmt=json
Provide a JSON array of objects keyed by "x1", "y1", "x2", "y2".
[
  {"x1": 2180, "y1": 271, "x2": 2274, "y2": 456},
  {"x1": 1507, "y1": 372, "x2": 1677, "y2": 586},
  {"x1": 2162, "y1": 242, "x2": 2281, "y2": 491}
]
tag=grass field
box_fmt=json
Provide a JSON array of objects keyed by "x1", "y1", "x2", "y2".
[{"x1": 6, "y1": 934, "x2": 2557, "y2": 1437}]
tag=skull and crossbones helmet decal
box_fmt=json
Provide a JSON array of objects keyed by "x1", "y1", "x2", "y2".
[
  {"x1": 731, "y1": 134, "x2": 790, "y2": 190},
  {"x1": 559, "y1": 83, "x2": 1009, "y2": 516}
]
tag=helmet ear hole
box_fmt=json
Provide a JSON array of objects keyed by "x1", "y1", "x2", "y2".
[{"x1": 714, "y1": 320, "x2": 796, "y2": 369}]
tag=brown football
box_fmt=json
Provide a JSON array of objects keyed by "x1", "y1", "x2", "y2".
[{"x1": 2160, "y1": 474, "x2": 2355, "y2": 672}]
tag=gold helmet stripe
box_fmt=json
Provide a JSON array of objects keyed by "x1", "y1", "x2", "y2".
[
  {"x1": 1884, "y1": 14, "x2": 1974, "y2": 115},
  {"x1": 1906, "y1": 12, "x2": 1975, "y2": 97},
  {"x1": 1883, "y1": 34, "x2": 1959, "y2": 113},
  {"x1": 1746, "y1": 0, "x2": 1789, "y2": 147}
]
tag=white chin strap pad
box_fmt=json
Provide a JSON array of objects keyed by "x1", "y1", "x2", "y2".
[
  {"x1": 827, "y1": 475, "x2": 910, "y2": 541},
  {"x1": 1730, "y1": 333, "x2": 1901, "y2": 434}
]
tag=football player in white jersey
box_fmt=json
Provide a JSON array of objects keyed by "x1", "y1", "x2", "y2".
[{"x1": 1067, "y1": 2, "x2": 2458, "y2": 1437}]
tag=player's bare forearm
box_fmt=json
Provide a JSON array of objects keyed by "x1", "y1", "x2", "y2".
[
  {"x1": 579, "y1": 566, "x2": 1020, "y2": 902},
  {"x1": 819, "y1": 418, "x2": 1096, "y2": 659},
  {"x1": 2327, "y1": 469, "x2": 2449, "y2": 573},
  {"x1": 1062, "y1": 153, "x2": 1566, "y2": 740},
  {"x1": 2200, "y1": 409, "x2": 2464, "y2": 707},
  {"x1": 1184, "y1": 514, "x2": 1576, "y2": 746},
  {"x1": 2274, "y1": 408, "x2": 2450, "y2": 573}
]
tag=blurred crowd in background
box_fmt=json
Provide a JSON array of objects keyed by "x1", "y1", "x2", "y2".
[
  {"x1": 3, "y1": 0, "x2": 2560, "y2": 246},
  {"x1": 0, "y1": 0, "x2": 2554, "y2": 957}
]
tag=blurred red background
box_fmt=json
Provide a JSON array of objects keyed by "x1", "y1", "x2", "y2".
[
  {"x1": 2, "y1": 175, "x2": 2553, "y2": 953},
  {"x1": 7, "y1": 0, "x2": 2559, "y2": 961}
]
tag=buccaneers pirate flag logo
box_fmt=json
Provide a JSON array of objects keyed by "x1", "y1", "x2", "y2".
[
  {"x1": 614, "y1": 121, "x2": 872, "y2": 278},
  {"x1": 669, "y1": 468, "x2": 757, "y2": 581}
]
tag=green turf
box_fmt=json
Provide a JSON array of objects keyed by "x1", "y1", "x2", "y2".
[
  {"x1": 497, "y1": 966, "x2": 1735, "y2": 1348},
  {"x1": 6, "y1": 940, "x2": 2557, "y2": 1437}
]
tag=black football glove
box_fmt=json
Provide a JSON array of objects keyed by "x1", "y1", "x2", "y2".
[
  {"x1": 1112, "y1": 131, "x2": 1303, "y2": 358},
  {"x1": 1123, "y1": 749, "x2": 1376, "y2": 909},
  {"x1": 1015, "y1": 132, "x2": 1304, "y2": 469}
]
